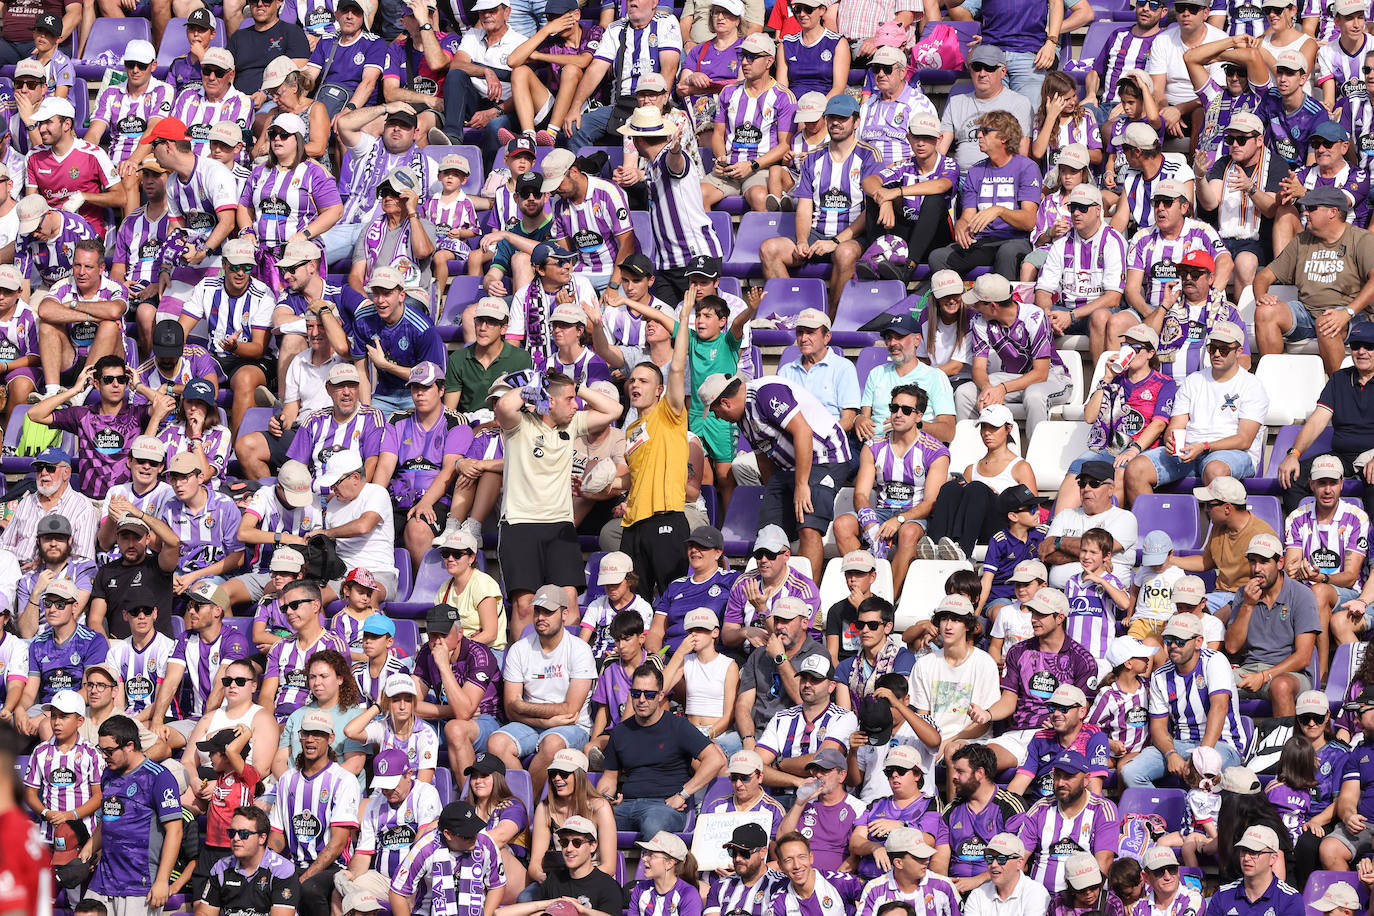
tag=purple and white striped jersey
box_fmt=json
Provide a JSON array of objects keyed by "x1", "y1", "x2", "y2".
[
  {"x1": 23, "y1": 737, "x2": 101, "y2": 842},
  {"x1": 632, "y1": 877, "x2": 705, "y2": 916},
  {"x1": 867, "y1": 433, "x2": 950, "y2": 512},
  {"x1": 269, "y1": 760, "x2": 362, "y2": 868},
  {"x1": 111, "y1": 204, "x2": 171, "y2": 289},
  {"x1": 106, "y1": 632, "x2": 177, "y2": 714},
  {"x1": 1113, "y1": 153, "x2": 1194, "y2": 230},
  {"x1": 547, "y1": 347, "x2": 613, "y2": 387},
  {"x1": 1285, "y1": 500, "x2": 1370, "y2": 588},
  {"x1": 1015, "y1": 794, "x2": 1120, "y2": 893},
  {"x1": 131, "y1": 346, "x2": 221, "y2": 403},
  {"x1": 1342, "y1": 95, "x2": 1374, "y2": 172},
  {"x1": 1302, "y1": 0, "x2": 1340, "y2": 42},
  {"x1": 362, "y1": 717, "x2": 440, "y2": 775},
  {"x1": 644, "y1": 145, "x2": 722, "y2": 270},
  {"x1": 795, "y1": 142, "x2": 882, "y2": 239},
  {"x1": 1125, "y1": 217, "x2": 1225, "y2": 312},
  {"x1": 171, "y1": 86, "x2": 254, "y2": 154},
  {"x1": 240, "y1": 161, "x2": 343, "y2": 246},
  {"x1": 1213, "y1": 0, "x2": 1266, "y2": 35},
  {"x1": 168, "y1": 625, "x2": 254, "y2": 717},
  {"x1": 856, "y1": 872, "x2": 960, "y2": 916},
  {"x1": 161, "y1": 488, "x2": 244, "y2": 575},
  {"x1": 593, "y1": 14, "x2": 684, "y2": 99},
  {"x1": 602, "y1": 298, "x2": 663, "y2": 349},
  {"x1": 858, "y1": 84, "x2": 937, "y2": 165},
  {"x1": 1064, "y1": 569, "x2": 1129, "y2": 659},
  {"x1": 166, "y1": 154, "x2": 239, "y2": 238},
  {"x1": 0, "y1": 301, "x2": 38, "y2": 365},
  {"x1": 352, "y1": 654, "x2": 410, "y2": 704},
  {"x1": 1147, "y1": 647, "x2": 1251, "y2": 753},
  {"x1": 551, "y1": 176, "x2": 631, "y2": 275},
  {"x1": 284, "y1": 405, "x2": 387, "y2": 474},
  {"x1": 705, "y1": 870, "x2": 788, "y2": 916},
  {"x1": 1318, "y1": 33, "x2": 1372, "y2": 103},
  {"x1": 770, "y1": 871, "x2": 865, "y2": 916},
  {"x1": 91, "y1": 79, "x2": 174, "y2": 165},
  {"x1": 183, "y1": 275, "x2": 277, "y2": 356},
  {"x1": 877, "y1": 152, "x2": 958, "y2": 221},
  {"x1": 757, "y1": 702, "x2": 858, "y2": 758},
  {"x1": 1035, "y1": 224, "x2": 1129, "y2": 311},
  {"x1": 157, "y1": 423, "x2": 233, "y2": 478},
  {"x1": 391, "y1": 829, "x2": 507, "y2": 916},
  {"x1": 330, "y1": 609, "x2": 375, "y2": 655},
  {"x1": 265, "y1": 630, "x2": 351, "y2": 719},
  {"x1": 1088, "y1": 679, "x2": 1149, "y2": 755},
  {"x1": 242, "y1": 486, "x2": 325, "y2": 572},
  {"x1": 716, "y1": 81, "x2": 797, "y2": 167},
  {"x1": 1092, "y1": 26, "x2": 1159, "y2": 104},
  {"x1": 44, "y1": 275, "x2": 128, "y2": 363},
  {"x1": 341, "y1": 134, "x2": 435, "y2": 225},
  {"x1": 425, "y1": 190, "x2": 479, "y2": 256},
  {"x1": 357, "y1": 777, "x2": 443, "y2": 879},
  {"x1": 1297, "y1": 162, "x2": 1372, "y2": 227},
  {"x1": 970, "y1": 301, "x2": 1066, "y2": 375},
  {"x1": 740, "y1": 378, "x2": 852, "y2": 471}
]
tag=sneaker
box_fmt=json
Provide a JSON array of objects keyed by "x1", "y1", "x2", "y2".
[
  {"x1": 780, "y1": 196, "x2": 797, "y2": 212},
  {"x1": 586, "y1": 745, "x2": 605, "y2": 772},
  {"x1": 936, "y1": 537, "x2": 966, "y2": 561},
  {"x1": 854, "y1": 260, "x2": 879, "y2": 281},
  {"x1": 765, "y1": 193, "x2": 782, "y2": 211},
  {"x1": 428, "y1": 127, "x2": 452, "y2": 147},
  {"x1": 254, "y1": 386, "x2": 282, "y2": 409},
  {"x1": 26, "y1": 390, "x2": 43, "y2": 405},
  {"x1": 459, "y1": 517, "x2": 484, "y2": 540},
  {"x1": 534, "y1": 129, "x2": 556, "y2": 147},
  {"x1": 496, "y1": 127, "x2": 517, "y2": 145},
  {"x1": 916, "y1": 536, "x2": 938, "y2": 560}
]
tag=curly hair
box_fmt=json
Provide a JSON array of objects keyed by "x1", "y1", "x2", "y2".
[
  {"x1": 307, "y1": 649, "x2": 363, "y2": 708},
  {"x1": 978, "y1": 110, "x2": 1023, "y2": 155}
]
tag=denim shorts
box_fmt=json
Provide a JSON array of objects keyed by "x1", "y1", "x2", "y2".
[
  {"x1": 1285, "y1": 300, "x2": 1317, "y2": 341},
  {"x1": 1068, "y1": 449, "x2": 1119, "y2": 475},
  {"x1": 1145, "y1": 446, "x2": 1255, "y2": 485},
  {"x1": 495, "y1": 721, "x2": 590, "y2": 757}
]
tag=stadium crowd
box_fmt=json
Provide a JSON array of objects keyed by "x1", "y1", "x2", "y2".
[{"x1": 12, "y1": 0, "x2": 1374, "y2": 910}]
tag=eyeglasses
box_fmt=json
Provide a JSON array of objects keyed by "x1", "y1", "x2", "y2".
[
  {"x1": 226, "y1": 263, "x2": 253, "y2": 273},
  {"x1": 870, "y1": 63, "x2": 898, "y2": 75},
  {"x1": 1206, "y1": 342, "x2": 1239, "y2": 354},
  {"x1": 983, "y1": 853, "x2": 1020, "y2": 865},
  {"x1": 127, "y1": 607, "x2": 155, "y2": 617},
  {"x1": 202, "y1": 66, "x2": 229, "y2": 77},
  {"x1": 887, "y1": 403, "x2": 918, "y2": 415},
  {"x1": 884, "y1": 766, "x2": 915, "y2": 778},
  {"x1": 628, "y1": 688, "x2": 660, "y2": 700},
  {"x1": 83, "y1": 680, "x2": 115, "y2": 691},
  {"x1": 98, "y1": 745, "x2": 123, "y2": 757},
  {"x1": 728, "y1": 773, "x2": 755, "y2": 783},
  {"x1": 1076, "y1": 477, "x2": 1108, "y2": 488},
  {"x1": 1148, "y1": 864, "x2": 1179, "y2": 876},
  {"x1": 222, "y1": 675, "x2": 254, "y2": 687},
  {"x1": 1298, "y1": 713, "x2": 1328, "y2": 726},
  {"x1": 226, "y1": 828, "x2": 263, "y2": 840},
  {"x1": 740, "y1": 51, "x2": 767, "y2": 62},
  {"x1": 753, "y1": 549, "x2": 781, "y2": 561},
  {"x1": 1066, "y1": 202, "x2": 1097, "y2": 214},
  {"x1": 40, "y1": 597, "x2": 74, "y2": 608},
  {"x1": 283, "y1": 598, "x2": 316, "y2": 611},
  {"x1": 101, "y1": 375, "x2": 128, "y2": 385}
]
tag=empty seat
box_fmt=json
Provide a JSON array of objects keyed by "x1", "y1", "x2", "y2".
[
  {"x1": 1118, "y1": 787, "x2": 1186, "y2": 833},
  {"x1": 724, "y1": 212, "x2": 785, "y2": 278},
  {"x1": 1254, "y1": 353, "x2": 1326, "y2": 426},
  {"x1": 1132, "y1": 494, "x2": 1203, "y2": 552},
  {"x1": 856, "y1": 346, "x2": 891, "y2": 389},
  {"x1": 831, "y1": 280, "x2": 905, "y2": 347},
  {"x1": 1023, "y1": 420, "x2": 1090, "y2": 492},
  {"x1": 438, "y1": 276, "x2": 484, "y2": 341},
  {"x1": 720, "y1": 486, "x2": 764, "y2": 556}
]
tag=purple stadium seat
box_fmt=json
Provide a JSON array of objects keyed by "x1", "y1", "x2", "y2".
[
  {"x1": 1076, "y1": 20, "x2": 1125, "y2": 74},
  {"x1": 392, "y1": 548, "x2": 414, "y2": 603},
  {"x1": 1, "y1": 405, "x2": 37, "y2": 474},
  {"x1": 1306, "y1": 871, "x2": 1370, "y2": 914},
  {"x1": 392, "y1": 619, "x2": 420, "y2": 659},
  {"x1": 832, "y1": 280, "x2": 905, "y2": 347},
  {"x1": 752, "y1": 278, "x2": 827, "y2": 346},
  {"x1": 1119, "y1": 787, "x2": 1186, "y2": 833},
  {"x1": 1131, "y1": 494, "x2": 1202, "y2": 552},
  {"x1": 438, "y1": 276, "x2": 484, "y2": 341},
  {"x1": 630, "y1": 211, "x2": 656, "y2": 263},
  {"x1": 422, "y1": 145, "x2": 484, "y2": 195},
  {"x1": 724, "y1": 212, "x2": 785, "y2": 278},
  {"x1": 157, "y1": 16, "x2": 228, "y2": 68},
  {"x1": 701, "y1": 776, "x2": 731, "y2": 809},
  {"x1": 856, "y1": 346, "x2": 890, "y2": 388},
  {"x1": 71, "y1": 78, "x2": 90, "y2": 131},
  {"x1": 709, "y1": 211, "x2": 734, "y2": 261},
  {"x1": 76, "y1": 18, "x2": 152, "y2": 75},
  {"x1": 1327, "y1": 642, "x2": 1359, "y2": 710},
  {"x1": 435, "y1": 768, "x2": 454, "y2": 804},
  {"x1": 721, "y1": 486, "x2": 764, "y2": 556},
  {"x1": 1248, "y1": 494, "x2": 1283, "y2": 538},
  {"x1": 719, "y1": 277, "x2": 742, "y2": 299},
  {"x1": 700, "y1": 483, "x2": 719, "y2": 527},
  {"x1": 581, "y1": 552, "x2": 607, "y2": 609},
  {"x1": 221, "y1": 616, "x2": 252, "y2": 640},
  {"x1": 1266, "y1": 424, "x2": 1332, "y2": 475}
]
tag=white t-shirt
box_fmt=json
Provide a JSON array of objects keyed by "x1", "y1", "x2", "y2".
[
  {"x1": 1132, "y1": 564, "x2": 1186, "y2": 623},
  {"x1": 1147, "y1": 23, "x2": 1229, "y2": 105},
  {"x1": 990, "y1": 603, "x2": 1034, "y2": 651},
  {"x1": 0, "y1": 206, "x2": 17, "y2": 251},
  {"x1": 285, "y1": 351, "x2": 344, "y2": 411},
  {"x1": 1176, "y1": 367, "x2": 1268, "y2": 467},
  {"x1": 502, "y1": 629, "x2": 598, "y2": 729},
  {"x1": 326, "y1": 482, "x2": 397, "y2": 580},
  {"x1": 854, "y1": 728, "x2": 937, "y2": 801},
  {"x1": 908, "y1": 647, "x2": 1001, "y2": 744},
  {"x1": 1199, "y1": 613, "x2": 1225, "y2": 646},
  {"x1": 916, "y1": 316, "x2": 974, "y2": 380},
  {"x1": 1046, "y1": 506, "x2": 1140, "y2": 588},
  {"x1": 456, "y1": 27, "x2": 529, "y2": 99}
]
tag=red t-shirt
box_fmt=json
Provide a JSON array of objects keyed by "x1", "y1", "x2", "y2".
[
  {"x1": 206, "y1": 763, "x2": 261, "y2": 848},
  {"x1": 0, "y1": 808, "x2": 52, "y2": 916}
]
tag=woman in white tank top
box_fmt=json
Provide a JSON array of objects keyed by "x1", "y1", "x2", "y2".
[
  {"x1": 180, "y1": 658, "x2": 280, "y2": 774},
  {"x1": 663, "y1": 619, "x2": 743, "y2": 757},
  {"x1": 1261, "y1": 5, "x2": 1319, "y2": 74}
]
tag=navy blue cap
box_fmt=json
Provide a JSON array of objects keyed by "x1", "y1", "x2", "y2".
[
  {"x1": 34, "y1": 447, "x2": 73, "y2": 466},
  {"x1": 533, "y1": 242, "x2": 575, "y2": 265},
  {"x1": 546, "y1": 0, "x2": 580, "y2": 13},
  {"x1": 183, "y1": 378, "x2": 217, "y2": 405},
  {"x1": 1350, "y1": 322, "x2": 1374, "y2": 346},
  {"x1": 506, "y1": 135, "x2": 538, "y2": 158},
  {"x1": 1051, "y1": 750, "x2": 1092, "y2": 774},
  {"x1": 824, "y1": 94, "x2": 860, "y2": 118},
  {"x1": 1313, "y1": 120, "x2": 1350, "y2": 142},
  {"x1": 881, "y1": 312, "x2": 921, "y2": 337}
]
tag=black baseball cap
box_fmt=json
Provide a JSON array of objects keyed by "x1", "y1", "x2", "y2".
[
  {"x1": 882, "y1": 312, "x2": 921, "y2": 337},
  {"x1": 464, "y1": 752, "x2": 506, "y2": 777},
  {"x1": 1346, "y1": 685, "x2": 1374, "y2": 712},
  {"x1": 425, "y1": 604, "x2": 458, "y2": 635},
  {"x1": 506, "y1": 135, "x2": 537, "y2": 159},
  {"x1": 384, "y1": 107, "x2": 418, "y2": 128},
  {"x1": 1078, "y1": 460, "x2": 1115, "y2": 483},
  {"x1": 186, "y1": 7, "x2": 216, "y2": 28},
  {"x1": 724, "y1": 822, "x2": 769, "y2": 851},
  {"x1": 153, "y1": 320, "x2": 186, "y2": 359},
  {"x1": 196, "y1": 727, "x2": 238, "y2": 754},
  {"x1": 438, "y1": 800, "x2": 485, "y2": 838},
  {"x1": 998, "y1": 484, "x2": 1039, "y2": 515},
  {"x1": 859, "y1": 695, "x2": 894, "y2": 744},
  {"x1": 685, "y1": 255, "x2": 722, "y2": 278},
  {"x1": 620, "y1": 253, "x2": 655, "y2": 278},
  {"x1": 34, "y1": 12, "x2": 62, "y2": 35},
  {"x1": 686, "y1": 525, "x2": 724, "y2": 550},
  {"x1": 515, "y1": 172, "x2": 543, "y2": 195}
]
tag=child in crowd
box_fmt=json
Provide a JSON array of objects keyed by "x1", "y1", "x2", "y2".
[
  {"x1": 1030, "y1": 72, "x2": 1102, "y2": 173},
  {"x1": 1125, "y1": 529, "x2": 1184, "y2": 646},
  {"x1": 580, "y1": 551, "x2": 654, "y2": 665},
  {"x1": 1089, "y1": 636, "x2": 1154, "y2": 774},
  {"x1": 1157, "y1": 745, "x2": 1223, "y2": 866},
  {"x1": 331, "y1": 568, "x2": 384, "y2": 661},
  {"x1": 585, "y1": 609, "x2": 651, "y2": 766},
  {"x1": 184, "y1": 725, "x2": 259, "y2": 898},
  {"x1": 22, "y1": 690, "x2": 101, "y2": 854},
  {"x1": 1102, "y1": 71, "x2": 1161, "y2": 189},
  {"x1": 1020, "y1": 147, "x2": 1092, "y2": 282},
  {"x1": 989, "y1": 559, "x2": 1044, "y2": 669},
  {"x1": 1064, "y1": 528, "x2": 1132, "y2": 664},
  {"x1": 1107, "y1": 857, "x2": 1145, "y2": 911},
  {"x1": 427, "y1": 154, "x2": 481, "y2": 297},
  {"x1": 1265, "y1": 735, "x2": 1323, "y2": 847},
  {"x1": 977, "y1": 484, "x2": 1046, "y2": 617}
]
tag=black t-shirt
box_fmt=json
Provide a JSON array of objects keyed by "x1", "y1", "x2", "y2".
[
  {"x1": 604, "y1": 711, "x2": 710, "y2": 799},
  {"x1": 227, "y1": 20, "x2": 311, "y2": 94},
  {"x1": 543, "y1": 867, "x2": 627, "y2": 915},
  {"x1": 824, "y1": 598, "x2": 861, "y2": 663},
  {"x1": 203, "y1": 854, "x2": 300, "y2": 916},
  {"x1": 1318, "y1": 367, "x2": 1374, "y2": 456},
  {"x1": 91, "y1": 553, "x2": 175, "y2": 638}
]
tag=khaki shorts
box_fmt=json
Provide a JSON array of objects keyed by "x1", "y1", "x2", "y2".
[
  {"x1": 1235, "y1": 661, "x2": 1313, "y2": 700},
  {"x1": 1127, "y1": 618, "x2": 1168, "y2": 641},
  {"x1": 705, "y1": 168, "x2": 769, "y2": 196}
]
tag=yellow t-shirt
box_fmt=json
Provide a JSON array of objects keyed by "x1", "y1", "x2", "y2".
[
  {"x1": 623, "y1": 397, "x2": 689, "y2": 526},
  {"x1": 436, "y1": 569, "x2": 508, "y2": 650}
]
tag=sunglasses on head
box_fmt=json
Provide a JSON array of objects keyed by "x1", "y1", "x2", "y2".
[
  {"x1": 629, "y1": 688, "x2": 659, "y2": 700},
  {"x1": 887, "y1": 403, "x2": 918, "y2": 415},
  {"x1": 202, "y1": 65, "x2": 229, "y2": 77},
  {"x1": 857, "y1": 618, "x2": 886, "y2": 630},
  {"x1": 226, "y1": 828, "x2": 263, "y2": 840},
  {"x1": 870, "y1": 63, "x2": 898, "y2": 75}
]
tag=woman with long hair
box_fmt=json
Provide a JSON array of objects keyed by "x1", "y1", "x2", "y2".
[
  {"x1": 344, "y1": 673, "x2": 439, "y2": 783},
  {"x1": 1031, "y1": 71, "x2": 1102, "y2": 172},
  {"x1": 629, "y1": 832, "x2": 701, "y2": 916},
  {"x1": 464, "y1": 755, "x2": 530, "y2": 902},
  {"x1": 776, "y1": 0, "x2": 848, "y2": 100},
  {"x1": 1290, "y1": 690, "x2": 1351, "y2": 886},
  {"x1": 1215, "y1": 779, "x2": 1293, "y2": 883},
  {"x1": 253, "y1": 57, "x2": 331, "y2": 163},
  {"x1": 237, "y1": 111, "x2": 343, "y2": 294},
  {"x1": 181, "y1": 658, "x2": 280, "y2": 777},
  {"x1": 272, "y1": 649, "x2": 368, "y2": 778},
  {"x1": 526, "y1": 749, "x2": 618, "y2": 888},
  {"x1": 1260, "y1": 0, "x2": 1318, "y2": 73},
  {"x1": 919, "y1": 272, "x2": 972, "y2": 383},
  {"x1": 149, "y1": 377, "x2": 232, "y2": 479}
]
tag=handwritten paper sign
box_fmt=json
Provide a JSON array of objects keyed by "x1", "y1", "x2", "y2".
[{"x1": 690, "y1": 810, "x2": 774, "y2": 871}]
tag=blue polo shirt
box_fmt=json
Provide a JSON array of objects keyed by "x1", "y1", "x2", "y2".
[
  {"x1": 777, "y1": 349, "x2": 862, "y2": 422},
  {"x1": 1207, "y1": 875, "x2": 1304, "y2": 916},
  {"x1": 1317, "y1": 367, "x2": 1374, "y2": 457},
  {"x1": 861, "y1": 360, "x2": 956, "y2": 429}
]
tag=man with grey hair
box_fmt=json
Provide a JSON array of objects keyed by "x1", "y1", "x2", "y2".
[{"x1": 938, "y1": 44, "x2": 1033, "y2": 169}]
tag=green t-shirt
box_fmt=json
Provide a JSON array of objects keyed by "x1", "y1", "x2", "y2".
[
  {"x1": 444, "y1": 341, "x2": 535, "y2": 414},
  {"x1": 683, "y1": 324, "x2": 742, "y2": 413}
]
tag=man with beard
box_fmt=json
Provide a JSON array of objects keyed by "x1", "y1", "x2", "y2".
[
  {"x1": 942, "y1": 743, "x2": 1026, "y2": 894},
  {"x1": 963, "y1": 833, "x2": 1049, "y2": 916},
  {"x1": 110, "y1": 158, "x2": 173, "y2": 349},
  {"x1": 1212, "y1": 826, "x2": 1304, "y2": 916},
  {"x1": 856, "y1": 313, "x2": 956, "y2": 446},
  {"x1": 0, "y1": 448, "x2": 96, "y2": 563},
  {"x1": 149, "y1": 581, "x2": 253, "y2": 737},
  {"x1": 14, "y1": 513, "x2": 97, "y2": 637},
  {"x1": 1014, "y1": 750, "x2": 1119, "y2": 893},
  {"x1": 89, "y1": 509, "x2": 180, "y2": 639},
  {"x1": 756, "y1": 654, "x2": 858, "y2": 787},
  {"x1": 201, "y1": 806, "x2": 300, "y2": 916},
  {"x1": 481, "y1": 174, "x2": 557, "y2": 300},
  {"x1": 22, "y1": 96, "x2": 121, "y2": 237},
  {"x1": 704, "y1": 822, "x2": 787, "y2": 916},
  {"x1": 336, "y1": 748, "x2": 442, "y2": 906},
  {"x1": 390, "y1": 800, "x2": 506, "y2": 916},
  {"x1": 95, "y1": 435, "x2": 175, "y2": 563},
  {"x1": 735, "y1": 596, "x2": 829, "y2": 749}
]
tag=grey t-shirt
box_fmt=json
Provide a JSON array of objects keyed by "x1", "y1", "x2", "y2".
[
  {"x1": 739, "y1": 637, "x2": 829, "y2": 733},
  {"x1": 1227, "y1": 576, "x2": 1320, "y2": 672},
  {"x1": 351, "y1": 216, "x2": 438, "y2": 307},
  {"x1": 940, "y1": 88, "x2": 1035, "y2": 170}
]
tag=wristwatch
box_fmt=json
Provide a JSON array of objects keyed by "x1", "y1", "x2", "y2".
[
  {"x1": 420, "y1": 22, "x2": 434, "y2": 29},
  {"x1": 773, "y1": 652, "x2": 787, "y2": 666},
  {"x1": 896, "y1": 515, "x2": 907, "y2": 524}
]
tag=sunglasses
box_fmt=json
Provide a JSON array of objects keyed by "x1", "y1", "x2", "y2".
[
  {"x1": 1148, "y1": 864, "x2": 1179, "y2": 876},
  {"x1": 560, "y1": 836, "x2": 591, "y2": 848},
  {"x1": 127, "y1": 607, "x2": 156, "y2": 617},
  {"x1": 1313, "y1": 138, "x2": 1342, "y2": 149},
  {"x1": 1134, "y1": 0, "x2": 1164, "y2": 6},
  {"x1": 125, "y1": 60, "x2": 151, "y2": 70},
  {"x1": 728, "y1": 773, "x2": 755, "y2": 782},
  {"x1": 283, "y1": 598, "x2": 316, "y2": 611},
  {"x1": 969, "y1": 62, "x2": 1002, "y2": 74},
  {"x1": 1174, "y1": 2, "x2": 1206, "y2": 10},
  {"x1": 629, "y1": 688, "x2": 660, "y2": 700},
  {"x1": 984, "y1": 853, "x2": 1020, "y2": 865},
  {"x1": 33, "y1": 463, "x2": 60, "y2": 474},
  {"x1": 1206, "y1": 342, "x2": 1239, "y2": 354},
  {"x1": 727, "y1": 845, "x2": 763, "y2": 857},
  {"x1": 1221, "y1": 64, "x2": 1243, "y2": 77},
  {"x1": 1151, "y1": 197, "x2": 1180, "y2": 208},
  {"x1": 883, "y1": 766, "x2": 915, "y2": 778},
  {"x1": 221, "y1": 675, "x2": 254, "y2": 687},
  {"x1": 1225, "y1": 132, "x2": 1256, "y2": 144},
  {"x1": 870, "y1": 63, "x2": 898, "y2": 75},
  {"x1": 740, "y1": 51, "x2": 768, "y2": 62},
  {"x1": 1076, "y1": 477, "x2": 1109, "y2": 488},
  {"x1": 753, "y1": 549, "x2": 781, "y2": 561},
  {"x1": 202, "y1": 66, "x2": 229, "y2": 77},
  {"x1": 101, "y1": 375, "x2": 128, "y2": 385},
  {"x1": 1048, "y1": 703, "x2": 1079, "y2": 714},
  {"x1": 267, "y1": 129, "x2": 293, "y2": 141},
  {"x1": 226, "y1": 828, "x2": 263, "y2": 840},
  {"x1": 1162, "y1": 635, "x2": 1190, "y2": 647},
  {"x1": 856, "y1": 619, "x2": 887, "y2": 631},
  {"x1": 1298, "y1": 712, "x2": 1328, "y2": 726},
  {"x1": 98, "y1": 745, "x2": 125, "y2": 757},
  {"x1": 41, "y1": 597, "x2": 74, "y2": 608},
  {"x1": 1177, "y1": 268, "x2": 1207, "y2": 280},
  {"x1": 226, "y1": 263, "x2": 254, "y2": 273},
  {"x1": 1365, "y1": 66, "x2": 1374, "y2": 75},
  {"x1": 14, "y1": 79, "x2": 43, "y2": 90},
  {"x1": 440, "y1": 548, "x2": 473, "y2": 560},
  {"x1": 1066, "y1": 202, "x2": 1097, "y2": 214},
  {"x1": 887, "y1": 403, "x2": 918, "y2": 415},
  {"x1": 1352, "y1": 341, "x2": 1374, "y2": 352},
  {"x1": 517, "y1": 189, "x2": 545, "y2": 199},
  {"x1": 132, "y1": 456, "x2": 162, "y2": 468}
]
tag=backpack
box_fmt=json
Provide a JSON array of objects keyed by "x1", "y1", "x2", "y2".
[
  {"x1": 300, "y1": 533, "x2": 347, "y2": 583},
  {"x1": 908, "y1": 23, "x2": 965, "y2": 71}
]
